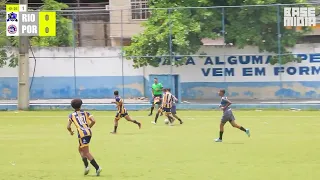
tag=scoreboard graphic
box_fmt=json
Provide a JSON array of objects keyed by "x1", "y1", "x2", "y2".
[{"x1": 6, "y1": 4, "x2": 56, "y2": 36}]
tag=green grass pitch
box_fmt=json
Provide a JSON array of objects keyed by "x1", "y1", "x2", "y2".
[{"x1": 1, "y1": 110, "x2": 320, "y2": 180}]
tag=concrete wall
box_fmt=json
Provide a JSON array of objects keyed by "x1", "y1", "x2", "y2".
[
  {"x1": 109, "y1": 0, "x2": 145, "y2": 46},
  {"x1": 1, "y1": 44, "x2": 320, "y2": 100}
]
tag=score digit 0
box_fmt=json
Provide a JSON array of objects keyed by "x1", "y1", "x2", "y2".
[{"x1": 39, "y1": 12, "x2": 56, "y2": 36}]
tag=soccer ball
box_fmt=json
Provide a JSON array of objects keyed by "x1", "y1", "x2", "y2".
[{"x1": 164, "y1": 119, "x2": 170, "y2": 124}]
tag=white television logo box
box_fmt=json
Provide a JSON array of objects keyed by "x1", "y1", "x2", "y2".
[{"x1": 284, "y1": 7, "x2": 316, "y2": 27}]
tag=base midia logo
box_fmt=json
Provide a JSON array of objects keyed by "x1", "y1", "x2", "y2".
[{"x1": 284, "y1": 7, "x2": 316, "y2": 27}]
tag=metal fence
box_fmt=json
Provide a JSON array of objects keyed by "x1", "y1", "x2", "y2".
[{"x1": 1, "y1": 3, "x2": 320, "y2": 104}]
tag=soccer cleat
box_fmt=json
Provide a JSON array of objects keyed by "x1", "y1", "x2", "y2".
[
  {"x1": 110, "y1": 131, "x2": 116, "y2": 134},
  {"x1": 138, "y1": 123, "x2": 142, "y2": 129},
  {"x1": 151, "y1": 121, "x2": 156, "y2": 124},
  {"x1": 84, "y1": 167, "x2": 90, "y2": 175},
  {"x1": 215, "y1": 138, "x2": 222, "y2": 142},
  {"x1": 179, "y1": 120, "x2": 183, "y2": 124},
  {"x1": 246, "y1": 129, "x2": 250, "y2": 137},
  {"x1": 96, "y1": 168, "x2": 102, "y2": 176},
  {"x1": 148, "y1": 113, "x2": 152, "y2": 116}
]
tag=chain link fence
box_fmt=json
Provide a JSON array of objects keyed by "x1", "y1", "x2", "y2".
[{"x1": 1, "y1": 3, "x2": 320, "y2": 103}]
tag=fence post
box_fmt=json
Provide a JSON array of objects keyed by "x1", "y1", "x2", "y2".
[
  {"x1": 72, "y1": 11, "x2": 77, "y2": 98},
  {"x1": 121, "y1": 9, "x2": 125, "y2": 99},
  {"x1": 277, "y1": 5, "x2": 283, "y2": 103},
  {"x1": 221, "y1": 7, "x2": 227, "y2": 94},
  {"x1": 17, "y1": 0, "x2": 30, "y2": 110},
  {"x1": 168, "y1": 8, "x2": 173, "y2": 94}
]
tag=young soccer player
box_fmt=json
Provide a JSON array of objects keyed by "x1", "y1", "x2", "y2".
[
  {"x1": 111, "y1": 90, "x2": 141, "y2": 134},
  {"x1": 215, "y1": 89, "x2": 250, "y2": 142},
  {"x1": 67, "y1": 99, "x2": 102, "y2": 176},
  {"x1": 167, "y1": 88, "x2": 183, "y2": 124},
  {"x1": 152, "y1": 88, "x2": 168, "y2": 124},
  {"x1": 152, "y1": 88, "x2": 175, "y2": 125}
]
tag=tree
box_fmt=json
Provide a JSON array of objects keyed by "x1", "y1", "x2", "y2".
[
  {"x1": 124, "y1": 0, "x2": 313, "y2": 68},
  {"x1": 30, "y1": 0, "x2": 73, "y2": 47},
  {"x1": 0, "y1": 0, "x2": 73, "y2": 68},
  {"x1": 0, "y1": 0, "x2": 17, "y2": 67}
]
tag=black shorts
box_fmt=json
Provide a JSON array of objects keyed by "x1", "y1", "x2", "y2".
[
  {"x1": 115, "y1": 112, "x2": 128, "y2": 120},
  {"x1": 162, "y1": 107, "x2": 171, "y2": 113},
  {"x1": 79, "y1": 135, "x2": 91, "y2": 148},
  {"x1": 152, "y1": 94, "x2": 162, "y2": 104}
]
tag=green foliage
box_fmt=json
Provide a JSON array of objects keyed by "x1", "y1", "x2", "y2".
[
  {"x1": 0, "y1": 0, "x2": 73, "y2": 68},
  {"x1": 124, "y1": 0, "x2": 313, "y2": 68},
  {"x1": 30, "y1": 0, "x2": 73, "y2": 47},
  {"x1": 0, "y1": 0, "x2": 17, "y2": 68}
]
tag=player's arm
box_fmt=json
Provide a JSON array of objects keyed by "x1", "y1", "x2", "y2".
[
  {"x1": 172, "y1": 95, "x2": 178, "y2": 102},
  {"x1": 159, "y1": 83, "x2": 163, "y2": 90},
  {"x1": 88, "y1": 115, "x2": 96, "y2": 128},
  {"x1": 223, "y1": 98, "x2": 232, "y2": 109},
  {"x1": 66, "y1": 119, "x2": 74, "y2": 135}
]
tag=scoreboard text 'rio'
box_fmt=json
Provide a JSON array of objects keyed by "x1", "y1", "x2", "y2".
[{"x1": 6, "y1": 4, "x2": 56, "y2": 37}]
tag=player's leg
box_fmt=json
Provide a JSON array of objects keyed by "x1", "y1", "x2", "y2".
[
  {"x1": 171, "y1": 106, "x2": 183, "y2": 124},
  {"x1": 164, "y1": 110, "x2": 175, "y2": 125},
  {"x1": 158, "y1": 105, "x2": 163, "y2": 116},
  {"x1": 149, "y1": 104, "x2": 155, "y2": 116},
  {"x1": 149, "y1": 97, "x2": 156, "y2": 116},
  {"x1": 111, "y1": 113, "x2": 121, "y2": 134},
  {"x1": 152, "y1": 108, "x2": 162, "y2": 124},
  {"x1": 78, "y1": 146, "x2": 90, "y2": 175},
  {"x1": 81, "y1": 143, "x2": 102, "y2": 176},
  {"x1": 158, "y1": 102, "x2": 163, "y2": 116},
  {"x1": 229, "y1": 119, "x2": 250, "y2": 137},
  {"x1": 124, "y1": 114, "x2": 141, "y2": 129},
  {"x1": 172, "y1": 114, "x2": 182, "y2": 124},
  {"x1": 215, "y1": 113, "x2": 228, "y2": 142},
  {"x1": 215, "y1": 122, "x2": 226, "y2": 142}
]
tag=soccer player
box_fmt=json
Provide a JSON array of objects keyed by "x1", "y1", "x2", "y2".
[
  {"x1": 111, "y1": 90, "x2": 141, "y2": 134},
  {"x1": 153, "y1": 88, "x2": 175, "y2": 125},
  {"x1": 152, "y1": 88, "x2": 167, "y2": 124},
  {"x1": 167, "y1": 88, "x2": 183, "y2": 124},
  {"x1": 149, "y1": 78, "x2": 163, "y2": 116},
  {"x1": 215, "y1": 89, "x2": 250, "y2": 142},
  {"x1": 67, "y1": 99, "x2": 102, "y2": 176}
]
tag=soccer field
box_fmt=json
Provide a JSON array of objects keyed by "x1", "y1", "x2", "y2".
[{"x1": 1, "y1": 110, "x2": 319, "y2": 180}]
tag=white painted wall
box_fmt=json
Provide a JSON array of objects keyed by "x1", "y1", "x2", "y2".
[
  {"x1": 0, "y1": 47, "x2": 142, "y2": 77},
  {"x1": 1, "y1": 44, "x2": 320, "y2": 82},
  {"x1": 145, "y1": 44, "x2": 320, "y2": 82}
]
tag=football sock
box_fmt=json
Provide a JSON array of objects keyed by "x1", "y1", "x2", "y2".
[
  {"x1": 113, "y1": 125, "x2": 118, "y2": 132},
  {"x1": 219, "y1": 131, "x2": 223, "y2": 140},
  {"x1": 239, "y1": 126, "x2": 246, "y2": 132},
  {"x1": 90, "y1": 159, "x2": 100, "y2": 170},
  {"x1": 132, "y1": 120, "x2": 139, "y2": 124},
  {"x1": 82, "y1": 157, "x2": 89, "y2": 168},
  {"x1": 150, "y1": 107, "x2": 154, "y2": 113},
  {"x1": 154, "y1": 113, "x2": 159, "y2": 123},
  {"x1": 168, "y1": 116, "x2": 173, "y2": 123}
]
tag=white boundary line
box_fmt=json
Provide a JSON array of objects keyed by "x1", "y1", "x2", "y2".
[{"x1": 0, "y1": 115, "x2": 319, "y2": 118}]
